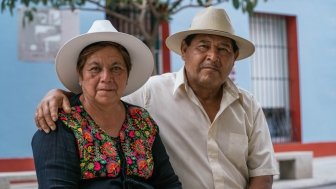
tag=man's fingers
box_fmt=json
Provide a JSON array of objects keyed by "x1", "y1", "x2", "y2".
[
  {"x1": 42, "y1": 101, "x2": 56, "y2": 131},
  {"x1": 48, "y1": 97, "x2": 60, "y2": 122},
  {"x1": 36, "y1": 107, "x2": 50, "y2": 133},
  {"x1": 34, "y1": 111, "x2": 42, "y2": 130},
  {"x1": 62, "y1": 96, "x2": 71, "y2": 113}
]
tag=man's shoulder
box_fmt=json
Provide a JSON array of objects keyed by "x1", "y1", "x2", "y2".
[
  {"x1": 146, "y1": 72, "x2": 177, "y2": 88},
  {"x1": 234, "y1": 86, "x2": 261, "y2": 109},
  {"x1": 149, "y1": 72, "x2": 177, "y2": 82},
  {"x1": 236, "y1": 87, "x2": 254, "y2": 99}
]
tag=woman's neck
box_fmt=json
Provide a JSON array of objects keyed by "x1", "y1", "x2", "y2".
[{"x1": 80, "y1": 94, "x2": 126, "y2": 137}]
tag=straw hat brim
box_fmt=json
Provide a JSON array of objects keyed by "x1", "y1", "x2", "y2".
[
  {"x1": 166, "y1": 29, "x2": 255, "y2": 60},
  {"x1": 56, "y1": 31, "x2": 154, "y2": 96}
]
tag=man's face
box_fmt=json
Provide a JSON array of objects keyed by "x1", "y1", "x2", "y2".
[{"x1": 181, "y1": 34, "x2": 239, "y2": 90}]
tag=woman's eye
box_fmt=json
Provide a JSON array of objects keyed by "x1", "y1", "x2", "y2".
[
  {"x1": 89, "y1": 67, "x2": 100, "y2": 72},
  {"x1": 111, "y1": 65, "x2": 126, "y2": 74},
  {"x1": 112, "y1": 66, "x2": 121, "y2": 71}
]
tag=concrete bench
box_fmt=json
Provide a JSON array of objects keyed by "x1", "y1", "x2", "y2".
[
  {"x1": 275, "y1": 151, "x2": 313, "y2": 180},
  {"x1": 0, "y1": 171, "x2": 36, "y2": 189}
]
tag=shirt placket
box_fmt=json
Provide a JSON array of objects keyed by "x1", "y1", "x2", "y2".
[{"x1": 208, "y1": 123, "x2": 225, "y2": 189}]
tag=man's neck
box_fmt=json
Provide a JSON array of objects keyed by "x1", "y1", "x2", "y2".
[{"x1": 191, "y1": 84, "x2": 224, "y2": 123}]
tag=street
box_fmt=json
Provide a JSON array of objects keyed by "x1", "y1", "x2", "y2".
[{"x1": 308, "y1": 184, "x2": 336, "y2": 189}]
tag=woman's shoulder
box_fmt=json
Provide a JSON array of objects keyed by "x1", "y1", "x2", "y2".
[
  {"x1": 58, "y1": 94, "x2": 83, "y2": 118},
  {"x1": 124, "y1": 101, "x2": 149, "y2": 116},
  {"x1": 123, "y1": 101, "x2": 158, "y2": 132}
]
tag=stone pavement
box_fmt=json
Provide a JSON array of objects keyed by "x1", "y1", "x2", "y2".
[
  {"x1": 7, "y1": 156, "x2": 336, "y2": 189},
  {"x1": 10, "y1": 183, "x2": 37, "y2": 189},
  {"x1": 273, "y1": 156, "x2": 336, "y2": 189}
]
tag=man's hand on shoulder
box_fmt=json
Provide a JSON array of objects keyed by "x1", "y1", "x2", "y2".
[{"x1": 35, "y1": 89, "x2": 72, "y2": 133}]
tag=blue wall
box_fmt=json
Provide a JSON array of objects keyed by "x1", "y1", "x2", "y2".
[
  {"x1": 1, "y1": 0, "x2": 336, "y2": 158},
  {"x1": 0, "y1": 9, "x2": 104, "y2": 158},
  {"x1": 253, "y1": 0, "x2": 336, "y2": 143}
]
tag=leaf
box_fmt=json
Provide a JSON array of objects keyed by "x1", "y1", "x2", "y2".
[
  {"x1": 22, "y1": 0, "x2": 30, "y2": 7},
  {"x1": 1, "y1": 0, "x2": 6, "y2": 13},
  {"x1": 196, "y1": 0, "x2": 204, "y2": 6},
  {"x1": 23, "y1": 9, "x2": 34, "y2": 23},
  {"x1": 169, "y1": 0, "x2": 182, "y2": 12},
  {"x1": 245, "y1": 0, "x2": 257, "y2": 14},
  {"x1": 9, "y1": 0, "x2": 14, "y2": 15},
  {"x1": 232, "y1": 0, "x2": 240, "y2": 9},
  {"x1": 106, "y1": 0, "x2": 114, "y2": 7}
]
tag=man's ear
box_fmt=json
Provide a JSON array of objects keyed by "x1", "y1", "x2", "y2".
[
  {"x1": 234, "y1": 51, "x2": 239, "y2": 60},
  {"x1": 180, "y1": 41, "x2": 188, "y2": 60}
]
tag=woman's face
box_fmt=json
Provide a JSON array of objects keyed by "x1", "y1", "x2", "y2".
[{"x1": 79, "y1": 46, "x2": 128, "y2": 105}]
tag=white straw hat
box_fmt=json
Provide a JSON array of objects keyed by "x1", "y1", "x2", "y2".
[
  {"x1": 56, "y1": 20, "x2": 154, "y2": 95},
  {"x1": 166, "y1": 6, "x2": 255, "y2": 60}
]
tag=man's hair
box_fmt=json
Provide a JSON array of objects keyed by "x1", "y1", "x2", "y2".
[{"x1": 183, "y1": 34, "x2": 239, "y2": 53}]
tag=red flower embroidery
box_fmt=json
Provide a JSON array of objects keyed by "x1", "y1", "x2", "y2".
[
  {"x1": 94, "y1": 162, "x2": 101, "y2": 171},
  {"x1": 61, "y1": 104, "x2": 157, "y2": 180},
  {"x1": 137, "y1": 159, "x2": 148, "y2": 171},
  {"x1": 129, "y1": 130, "x2": 135, "y2": 138},
  {"x1": 101, "y1": 141, "x2": 117, "y2": 157},
  {"x1": 83, "y1": 131, "x2": 93, "y2": 142},
  {"x1": 133, "y1": 139, "x2": 145, "y2": 155},
  {"x1": 84, "y1": 171, "x2": 94, "y2": 179},
  {"x1": 107, "y1": 161, "x2": 120, "y2": 176},
  {"x1": 127, "y1": 157, "x2": 133, "y2": 165}
]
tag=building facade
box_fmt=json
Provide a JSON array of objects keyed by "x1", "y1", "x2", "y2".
[{"x1": 0, "y1": 0, "x2": 335, "y2": 170}]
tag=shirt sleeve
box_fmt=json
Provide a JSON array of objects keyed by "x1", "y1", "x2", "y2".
[
  {"x1": 247, "y1": 98, "x2": 279, "y2": 177},
  {"x1": 122, "y1": 79, "x2": 151, "y2": 108},
  {"x1": 149, "y1": 133, "x2": 182, "y2": 189},
  {"x1": 31, "y1": 120, "x2": 81, "y2": 189}
]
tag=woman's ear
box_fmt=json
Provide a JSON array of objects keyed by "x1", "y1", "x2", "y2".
[{"x1": 78, "y1": 76, "x2": 83, "y2": 87}]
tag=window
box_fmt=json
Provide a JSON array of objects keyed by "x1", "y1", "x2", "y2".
[{"x1": 249, "y1": 13, "x2": 301, "y2": 143}]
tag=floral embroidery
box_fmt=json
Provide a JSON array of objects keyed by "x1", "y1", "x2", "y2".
[{"x1": 59, "y1": 102, "x2": 157, "y2": 180}]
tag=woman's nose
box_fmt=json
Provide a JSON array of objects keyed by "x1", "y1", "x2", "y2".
[{"x1": 101, "y1": 69, "x2": 112, "y2": 81}]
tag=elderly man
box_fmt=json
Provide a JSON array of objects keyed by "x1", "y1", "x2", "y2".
[{"x1": 35, "y1": 6, "x2": 278, "y2": 189}]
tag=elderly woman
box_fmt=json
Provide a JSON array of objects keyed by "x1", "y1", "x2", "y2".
[{"x1": 31, "y1": 20, "x2": 182, "y2": 189}]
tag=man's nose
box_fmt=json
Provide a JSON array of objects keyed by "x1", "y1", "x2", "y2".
[{"x1": 207, "y1": 47, "x2": 220, "y2": 62}]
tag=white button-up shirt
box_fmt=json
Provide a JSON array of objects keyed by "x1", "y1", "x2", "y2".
[{"x1": 123, "y1": 67, "x2": 278, "y2": 189}]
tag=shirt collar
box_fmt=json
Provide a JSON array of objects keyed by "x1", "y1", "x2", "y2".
[{"x1": 173, "y1": 66, "x2": 186, "y2": 95}]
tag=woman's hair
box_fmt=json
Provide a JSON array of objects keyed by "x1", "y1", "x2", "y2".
[{"x1": 77, "y1": 41, "x2": 132, "y2": 77}]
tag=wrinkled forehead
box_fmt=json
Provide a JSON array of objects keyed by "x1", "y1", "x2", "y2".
[{"x1": 193, "y1": 34, "x2": 234, "y2": 43}]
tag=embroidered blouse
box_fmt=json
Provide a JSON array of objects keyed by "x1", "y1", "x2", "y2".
[
  {"x1": 32, "y1": 94, "x2": 182, "y2": 189},
  {"x1": 59, "y1": 100, "x2": 156, "y2": 180}
]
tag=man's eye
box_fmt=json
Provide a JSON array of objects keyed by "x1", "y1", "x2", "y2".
[
  {"x1": 219, "y1": 47, "x2": 231, "y2": 53},
  {"x1": 198, "y1": 45, "x2": 208, "y2": 50},
  {"x1": 219, "y1": 48, "x2": 228, "y2": 52}
]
